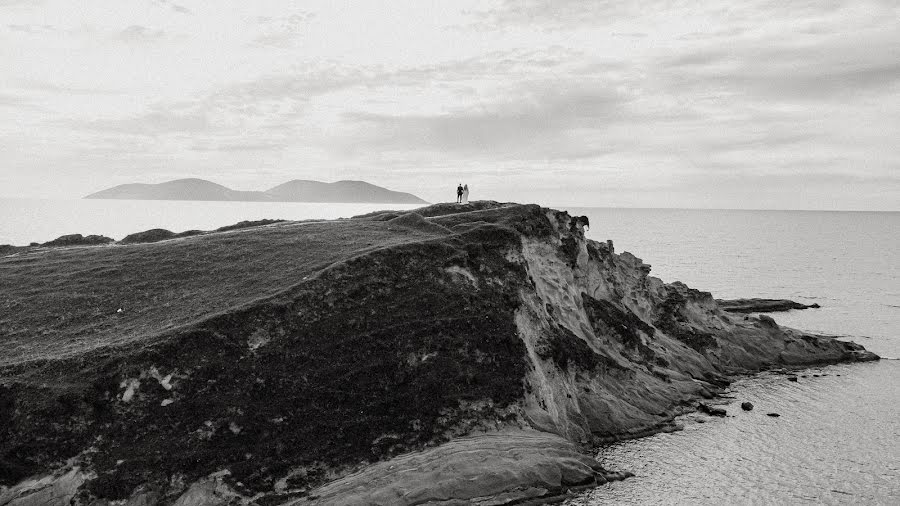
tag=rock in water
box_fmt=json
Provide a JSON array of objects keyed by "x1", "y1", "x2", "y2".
[
  {"x1": 741, "y1": 402, "x2": 754, "y2": 411},
  {"x1": 698, "y1": 402, "x2": 727, "y2": 417},
  {"x1": 716, "y1": 298, "x2": 822, "y2": 313}
]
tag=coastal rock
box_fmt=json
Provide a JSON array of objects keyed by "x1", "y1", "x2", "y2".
[
  {"x1": 0, "y1": 202, "x2": 877, "y2": 505},
  {"x1": 741, "y1": 402, "x2": 754, "y2": 411},
  {"x1": 0, "y1": 468, "x2": 86, "y2": 506},
  {"x1": 716, "y1": 298, "x2": 821, "y2": 313},
  {"x1": 698, "y1": 403, "x2": 727, "y2": 417},
  {"x1": 292, "y1": 430, "x2": 627, "y2": 506},
  {"x1": 788, "y1": 376, "x2": 799, "y2": 382}
]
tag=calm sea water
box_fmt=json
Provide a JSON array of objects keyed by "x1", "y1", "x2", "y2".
[
  {"x1": 2, "y1": 200, "x2": 897, "y2": 504},
  {"x1": 561, "y1": 207, "x2": 900, "y2": 505}
]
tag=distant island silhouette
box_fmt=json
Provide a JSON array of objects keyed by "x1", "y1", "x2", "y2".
[{"x1": 84, "y1": 178, "x2": 428, "y2": 204}]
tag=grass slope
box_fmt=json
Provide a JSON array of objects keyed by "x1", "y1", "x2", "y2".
[
  {"x1": 0, "y1": 202, "x2": 541, "y2": 501},
  {"x1": 0, "y1": 218, "x2": 448, "y2": 366}
]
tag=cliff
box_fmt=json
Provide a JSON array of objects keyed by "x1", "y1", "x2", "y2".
[{"x1": 0, "y1": 203, "x2": 876, "y2": 505}]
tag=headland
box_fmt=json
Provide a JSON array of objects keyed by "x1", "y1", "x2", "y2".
[{"x1": 0, "y1": 202, "x2": 876, "y2": 505}]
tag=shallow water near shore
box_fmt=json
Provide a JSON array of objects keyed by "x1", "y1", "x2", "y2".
[
  {"x1": 561, "y1": 206, "x2": 899, "y2": 505},
  {"x1": 1, "y1": 200, "x2": 897, "y2": 503}
]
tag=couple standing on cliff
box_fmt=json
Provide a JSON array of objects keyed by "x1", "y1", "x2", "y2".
[{"x1": 456, "y1": 183, "x2": 469, "y2": 204}]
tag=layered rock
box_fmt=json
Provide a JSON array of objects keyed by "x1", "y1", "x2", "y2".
[
  {"x1": 716, "y1": 298, "x2": 821, "y2": 313},
  {"x1": 0, "y1": 203, "x2": 875, "y2": 505}
]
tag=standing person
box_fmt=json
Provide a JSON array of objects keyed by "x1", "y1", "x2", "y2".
[
  {"x1": 462, "y1": 184, "x2": 469, "y2": 204},
  {"x1": 456, "y1": 183, "x2": 463, "y2": 203}
]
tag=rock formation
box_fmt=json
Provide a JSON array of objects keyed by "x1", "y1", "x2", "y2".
[
  {"x1": 716, "y1": 298, "x2": 821, "y2": 313},
  {"x1": 0, "y1": 203, "x2": 876, "y2": 505}
]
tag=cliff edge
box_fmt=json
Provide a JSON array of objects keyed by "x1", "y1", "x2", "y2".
[{"x1": 0, "y1": 203, "x2": 876, "y2": 505}]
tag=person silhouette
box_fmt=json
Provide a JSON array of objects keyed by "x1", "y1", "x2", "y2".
[
  {"x1": 456, "y1": 183, "x2": 463, "y2": 203},
  {"x1": 462, "y1": 184, "x2": 469, "y2": 204}
]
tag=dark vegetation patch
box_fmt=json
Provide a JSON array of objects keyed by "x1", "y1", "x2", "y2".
[
  {"x1": 559, "y1": 236, "x2": 580, "y2": 267},
  {"x1": 0, "y1": 245, "x2": 22, "y2": 256},
  {"x1": 654, "y1": 291, "x2": 718, "y2": 353},
  {"x1": 42, "y1": 234, "x2": 114, "y2": 247},
  {"x1": 535, "y1": 325, "x2": 599, "y2": 371},
  {"x1": 215, "y1": 219, "x2": 285, "y2": 232},
  {"x1": 582, "y1": 295, "x2": 658, "y2": 364},
  {"x1": 121, "y1": 229, "x2": 206, "y2": 244},
  {"x1": 121, "y1": 229, "x2": 175, "y2": 244},
  {"x1": 586, "y1": 240, "x2": 614, "y2": 263},
  {"x1": 0, "y1": 217, "x2": 533, "y2": 500},
  {"x1": 534, "y1": 324, "x2": 625, "y2": 374}
]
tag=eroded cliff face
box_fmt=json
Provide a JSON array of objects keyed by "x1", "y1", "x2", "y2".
[
  {"x1": 511, "y1": 209, "x2": 874, "y2": 445},
  {"x1": 0, "y1": 203, "x2": 875, "y2": 506}
]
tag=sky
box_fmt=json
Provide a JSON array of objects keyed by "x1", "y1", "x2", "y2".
[{"x1": 1, "y1": 0, "x2": 898, "y2": 210}]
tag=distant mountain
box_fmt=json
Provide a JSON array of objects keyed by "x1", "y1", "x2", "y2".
[
  {"x1": 85, "y1": 178, "x2": 428, "y2": 204},
  {"x1": 84, "y1": 178, "x2": 271, "y2": 202},
  {"x1": 266, "y1": 180, "x2": 426, "y2": 204}
]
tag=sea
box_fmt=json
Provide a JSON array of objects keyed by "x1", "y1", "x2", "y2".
[{"x1": 1, "y1": 199, "x2": 898, "y2": 505}]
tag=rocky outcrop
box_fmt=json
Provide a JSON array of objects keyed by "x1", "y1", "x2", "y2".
[
  {"x1": 697, "y1": 403, "x2": 727, "y2": 417},
  {"x1": 0, "y1": 468, "x2": 86, "y2": 506},
  {"x1": 41, "y1": 234, "x2": 114, "y2": 247},
  {"x1": 121, "y1": 229, "x2": 178, "y2": 244},
  {"x1": 0, "y1": 202, "x2": 876, "y2": 505},
  {"x1": 717, "y1": 298, "x2": 821, "y2": 313},
  {"x1": 294, "y1": 430, "x2": 631, "y2": 506},
  {"x1": 121, "y1": 229, "x2": 207, "y2": 245}
]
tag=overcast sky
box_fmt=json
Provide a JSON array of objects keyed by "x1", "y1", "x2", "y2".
[{"x1": 1, "y1": 1, "x2": 898, "y2": 209}]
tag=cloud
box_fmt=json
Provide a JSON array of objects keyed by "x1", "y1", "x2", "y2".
[
  {"x1": 0, "y1": 92, "x2": 32, "y2": 108},
  {"x1": 189, "y1": 140, "x2": 290, "y2": 153},
  {"x1": 661, "y1": 32, "x2": 900, "y2": 101},
  {"x1": 6, "y1": 23, "x2": 54, "y2": 33},
  {"x1": 114, "y1": 25, "x2": 167, "y2": 43},
  {"x1": 11, "y1": 80, "x2": 122, "y2": 96},
  {"x1": 81, "y1": 105, "x2": 212, "y2": 135},
  {"x1": 469, "y1": 0, "x2": 851, "y2": 30},
  {"x1": 2, "y1": 2, "x2": 897, "y2": 209},
  {"x1": 337, "y1": 80, "x2": 632, "y2": 158},
  {"x1": 250, "y1": 12, "x2": 315, "y2": 48},
  {"x1": 153, "y1": 0, "x2": 191, "y2": 15},
  {"x1": 0, "y1": 0, "x2": 46, "y2": 6}
]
